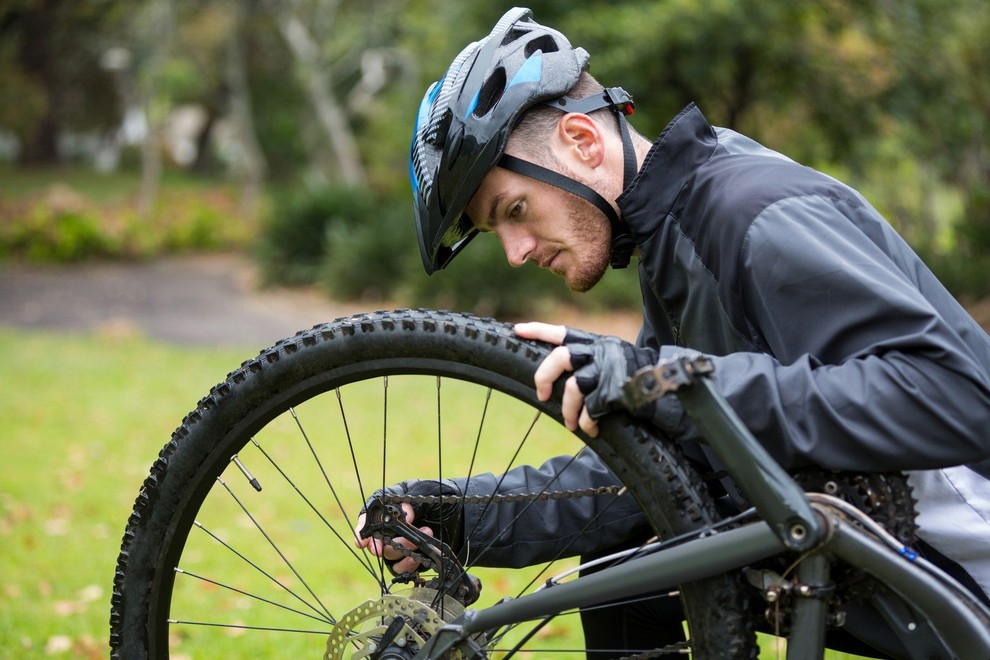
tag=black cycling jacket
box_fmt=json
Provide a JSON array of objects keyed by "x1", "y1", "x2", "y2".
[{"x1": 455, "y1": 104, "x2": 990, "y2": 594}]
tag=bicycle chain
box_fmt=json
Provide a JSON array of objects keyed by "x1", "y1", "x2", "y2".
[
  {"x1": 374, "y1": 487, "x2": 622, "y2": 571},
  {"x1": 381, "y1": 485, "x2": 622, "y2": 506}
]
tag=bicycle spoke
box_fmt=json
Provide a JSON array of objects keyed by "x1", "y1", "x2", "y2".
[
  {"x1": 167, "y1": 619, "x2": 329, "y2": 635},
  {"x1": 288, "y1": 407, "x2": 358, "y2": 534},
  {"x1": 189, "y1": 520, "x2": 329, "y2": 621},
  {"x1": 336, "y1": 387, "x2": 367, "y2": 505},
  {"x1": 174, "y1": 567, "x2": 332, "y2": 624},
  {"x1": 247, "y1": 437, "x2": 384, "y2": 589},
  {"x1": 336, "y1": 382, "x2": 389, "y2": 591},
  {"x1": 215, "y1": 476, "x2": 335, "y2": 622}
]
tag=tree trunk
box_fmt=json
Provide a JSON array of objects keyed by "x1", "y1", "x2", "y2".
[
  {"x1": 135, "y1": 0, "x2": 174, "y2": 218},
  {"x1": 277, "y1": 11, "x2": 366, "y2": 187},
  {"x1": 227, "y1": 3, "x2": 267, "y2": 215},
  {"x1": 17, "y1": 0, "x2": 60, "y2": 165}
]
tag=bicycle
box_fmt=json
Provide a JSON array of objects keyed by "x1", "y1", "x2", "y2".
[{"x1": 109, "y1": 308, "x2": 990, "y2": 658}]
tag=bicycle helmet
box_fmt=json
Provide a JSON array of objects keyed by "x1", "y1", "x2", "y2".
[{"x1": 410, "y1": 7, "x2": 637, "y2": 274}]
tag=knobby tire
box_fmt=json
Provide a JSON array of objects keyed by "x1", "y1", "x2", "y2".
[{"x1": 109, "y1": 309, "x2": 757, "y2": 658}]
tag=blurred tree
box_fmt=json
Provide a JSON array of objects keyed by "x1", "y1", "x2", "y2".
[
  {"x1": 132, "y1": 0, "x2": 174, "y2": 216},
  {"x1": 226, "y1": 1, "x2": 267, "y2": 214},
  {"x1": 274, "y1": 0, "x2": 367, "y2": 187},
  {"x1": 0, "y1": 0, "x2": 123, "y2": 165}
]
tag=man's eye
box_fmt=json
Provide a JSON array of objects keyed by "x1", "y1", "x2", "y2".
[{"x1": 509, "y1": 202, "x2": 523, "y2": 218}]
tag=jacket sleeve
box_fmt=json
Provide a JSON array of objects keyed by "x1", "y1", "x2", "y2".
[
  {"x1": 451, "y1": 448, "x2": 653, "y2": 568},
  {"x1": 654, "y1": 194, "x2": 990, "y2": 472}
]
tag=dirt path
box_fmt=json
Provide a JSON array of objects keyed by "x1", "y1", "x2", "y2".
[
  {"x1": 0, "y1": 254, "x2": 383, "y2": 347},
  {"x1": 0, "y1": 253, "x2": 643, "y2": 347}
]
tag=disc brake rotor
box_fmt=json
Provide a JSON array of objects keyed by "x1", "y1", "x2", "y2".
[{"x1": 325, "y1": 587, "x2": 477, "y2": 659}]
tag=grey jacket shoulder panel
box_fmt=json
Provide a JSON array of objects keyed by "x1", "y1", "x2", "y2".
[{"x1": 625, "y1": 106, "x2": 990, "y2": 472}]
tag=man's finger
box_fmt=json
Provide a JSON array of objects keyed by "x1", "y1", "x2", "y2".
[
  {"x1": 514, "y1": 322, "x2": 567, "y2": 345},
  {"x1": 354, "y1": 513, "x2": 368, "y2": 549},
  {"x1": 355, "y1": 502, "x2": 416, "y2": 550},
  {"x1": 533, "y1": 346, "x2": 574, "y2": 401},
  {"x1": 561, "y1": 376, "x2": 585, "y2": 431},
  {"x1": 578, "y1": 406, "x2": 600, "y2": 437}
]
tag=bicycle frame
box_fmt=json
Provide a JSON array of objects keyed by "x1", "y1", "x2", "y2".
[{"x1": 418, "y1": 356, "x2": 990, "y2": 659}]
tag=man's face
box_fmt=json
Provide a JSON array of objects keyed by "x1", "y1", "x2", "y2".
[{"x1": 465, "y1": 164, "x2": 612, "y2": 292}]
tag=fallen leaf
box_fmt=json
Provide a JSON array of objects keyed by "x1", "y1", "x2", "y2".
[{"x1": 44, "y1": 635, "x2": 71, "y2": 654}]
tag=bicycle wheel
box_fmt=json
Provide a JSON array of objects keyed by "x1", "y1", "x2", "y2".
[{"x1": 110, "y1": 309, "x2": 757, "y2": 658}]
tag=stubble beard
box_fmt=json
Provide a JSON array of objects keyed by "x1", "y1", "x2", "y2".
[
  {"x1": 562, "y1": 193, "x2": 612, "y2": 293},
  {"x1": 530, "y1": 149, "x2": 617, "y2": 292}
]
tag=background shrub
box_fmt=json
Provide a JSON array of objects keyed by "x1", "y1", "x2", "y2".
[
  {"x1": 257, "y1": 184, "x2": 378, "y2": 286},
  {"x1": 0, "y1": 179, "x2": 255, "y2": 262},
  {"x1": 256, "y1": 182, "x2": 651, "y2": 318},
  {"x1": 3, "y1": 206, "x2": 110, "y2": 262},
  {"x1": 318, "y1": 194, "x2": 413, "y2": 303}
]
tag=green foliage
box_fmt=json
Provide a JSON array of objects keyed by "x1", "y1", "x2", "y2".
[
  {"x1": 258, "y1": 184, "x2": 375, "y2": 286},
  {"x1": 406, "y1": 236, "x2": 566, "y2": 317},
  {"x1": 925, "y1": 183, "x2": 990, "y2": 300},
  {"x1": 0, "y1": 183, "x2": 118, "y2": 262},
  {"x1": 0, "y1": 180, "x2": 256, "y2": 262},
  {"x1": 957, "y1": 184, "x2": 990, "y2": 256},
  {"x1": 4, "y1": 207, "x2": 110, "y2": 262},
  {"x1": 256, "y1": 181, "x2": 645, "y2": 318},
  {"x1": 318, "y1": 194, "x2": 413, "y2": 302}
]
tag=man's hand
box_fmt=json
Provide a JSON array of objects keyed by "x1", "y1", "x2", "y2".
[
  {"x1": 514, "y1": 322, "x2": 659, "y2": 436},
  {"x1": 514, "y1": 322, "x2": 598, "y2": 435},
  {"x1": 353, "y1": 479, "x2": 464, "y2": 575},
  {"x1": 354, "y1": 503, "x2": 434, "y2": 574}
]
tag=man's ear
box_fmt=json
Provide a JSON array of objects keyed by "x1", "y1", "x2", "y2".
[{"x1": 556, "y1": 113, "x2": 605, "y2": 168}]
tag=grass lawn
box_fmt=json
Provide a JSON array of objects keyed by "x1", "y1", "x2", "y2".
[
  {"x1": 0, "y1": 327, "x2": 250, "y2": 656},
  {"x1": 0, "y1": 327, "x2": 874, "y2": 658}
]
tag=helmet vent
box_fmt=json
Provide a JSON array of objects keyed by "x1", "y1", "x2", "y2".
[
  {"x1": 502, "y1": 26, "x2": 529, "y2": 46},
  {"x1": 474, "y1": 67, "x2": 506, "y2": 118},
  {"x1": 525, "y1": 35, "x2": 559, "y2": 57},
  {"x1": 425, "y1": 108, "x2": 452, "y2": 145}
]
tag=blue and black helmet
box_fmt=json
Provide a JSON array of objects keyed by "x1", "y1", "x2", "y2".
[{"x1": 409, "y1": 8, "x2": 591, "y2": 274}]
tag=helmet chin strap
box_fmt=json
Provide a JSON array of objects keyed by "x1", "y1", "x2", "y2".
[{"x1": 498, "y1": 87, "x2": 637, "y2": 269}]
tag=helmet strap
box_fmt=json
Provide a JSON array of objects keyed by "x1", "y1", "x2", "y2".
[{"x1": 499, "y1": 154, "x2": 619, "y2": 227}]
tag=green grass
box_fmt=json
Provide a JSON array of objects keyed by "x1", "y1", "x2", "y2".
[
  {"x1": 0, "y1": 327, "x2": 873, "y2": 658},
  {"x1": 0, "y1": 327, "x2": 251, "y2": 657}
]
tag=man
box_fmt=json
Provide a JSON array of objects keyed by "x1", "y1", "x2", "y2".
[{"x1": 361, "y1": 7, "x2": 990, "y2": 657}]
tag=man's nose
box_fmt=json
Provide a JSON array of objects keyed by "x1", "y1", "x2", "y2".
[{"x1": 499, "y1": 229, "x2": 535, "y2": 268}]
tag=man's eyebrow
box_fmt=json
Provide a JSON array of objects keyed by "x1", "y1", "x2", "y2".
[{"x1": 484, "y1": 193, "x2": 505, "y2": 229}]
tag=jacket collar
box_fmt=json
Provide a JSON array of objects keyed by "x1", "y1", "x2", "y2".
[{"x1": 617, "y1": 103, "x2": 718, "y2": 242}]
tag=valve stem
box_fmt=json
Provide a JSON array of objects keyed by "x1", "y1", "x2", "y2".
[{"x1": 231, "y1": 454, "x2": 262, "y2": 492}]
